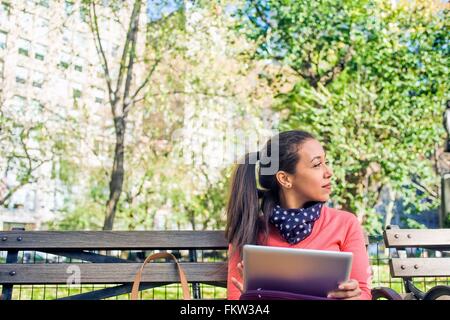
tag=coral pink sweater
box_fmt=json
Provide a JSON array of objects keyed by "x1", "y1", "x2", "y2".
[{"x1": 227, "y1": 205, "x2": 372, "y2": 300}]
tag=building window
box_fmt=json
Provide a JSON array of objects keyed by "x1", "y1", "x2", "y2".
[
  {"x1": 73, "y1": 83, "x2": 82, "y2": 98},
  {"x1": 19, "y1": 12, "x2": 33, "y2": 30},
  {"x1": 79, "y1": 6, "x2": 88, "y2": 22},
  {"x1": 55, "y1": 78, "x2": 68, "y2": 97},
  {"x1": 96, "y1": 65, "x2": 105, "y2": 79},
  {"x1": 36, "y1": 17, "x2": 49, "y2": 39},
  {"x1": 18, "y1": 38, "x2": 31, "y2": 56},
  {"x1": 34, "y1": 43, "x2": 47, "y2": 61},
  {"x1": 25, "y1": 189, "x2": 37, "y2": 211},
  {"x1": 58, "y1": 52, "x2": 71, "y2": 69},
  {"x1": 62, "y1": 28, "x2": 72, "y2": 46},
  {"x1": 111, "y1": 44, "x2": 120, "y2": 57},
  {"x1": 74, "y1": 56, "x2": 83, "y2": 72},
  {"x1": 73, "y1": 89, "x2": 82, "y2": 98},
  {"x1": 59, "y1": 61, "x2": 69, "y2": 69},
  {"x1": 32, "y1": 71, "x2": 44, "y2": 88},
  {"x1": 74, "y1": 32, "x2": 88, "y2": 51},
  {"x1": 56, "y1": 104, "x2": 67, "y2": 117},
  {"x1": 38, "y1": 0, "x2": 49, "y2": 8},
  {"x1": 0, "y1": 30, "x2": 6, "y2": 49},
  {"x1": 15, "y1": 66, "x2": 28, "y2": 84},
  {"x1": 65, "y1": 0, "x2": 74, "y2": 16},
  {"x1": 0, "y1": 2, "x2": 11, "y2": 21},
  {"x1": 30, "y1": 99, "x2": 44, "y2": 121},
  {"x1": 94, "y1": 88, "x2": 105, "y2": 104},
  {"x1": 12, "y1": 95, "x2": 26, "y2": 113}
]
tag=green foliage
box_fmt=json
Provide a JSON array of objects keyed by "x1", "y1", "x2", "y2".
[
  {"x1": 169, "y1": 167, "x2": 232, "y2": 230},
  {"x1": 19, "y1": 1, "x2": 449, "y2": 234},
  {"x1": 46, "y1": 201, "x2": 104, "y2": 230},
  {"x1": 239, "y1": 0, "x2": 448, "y2": 233}
]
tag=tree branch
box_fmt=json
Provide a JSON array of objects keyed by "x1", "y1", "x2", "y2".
[
  {"x1": 115, "y1": 0, "x2": 142, "y2": 106},
  {"x1": 412, "y1": 180, "x2": 438, "y2": 199},
  {"x1": 89, "y1": 2, "x2": 114, "y2": 105},
  {"x1": 319, "y1": 47, "x2": 353, "y2": 87},
  {"x1": 122, "y1": 0, "x2": 142, "y2": 119},
  {"x1": 129, "y1": 58, "x2": 161, "y2": 107}
]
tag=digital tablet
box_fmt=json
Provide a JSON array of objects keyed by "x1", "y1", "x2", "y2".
[{"x1": 243, "y1": 244, "x2": 353, "y2": 297}]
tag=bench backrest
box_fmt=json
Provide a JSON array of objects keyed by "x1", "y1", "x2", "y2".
[
  {"x1": 383, "y1": 226, "x2": 450, "y2": 278},
  {"x1": 0, "y1": 230, "x2": 229, "y2": 300}
]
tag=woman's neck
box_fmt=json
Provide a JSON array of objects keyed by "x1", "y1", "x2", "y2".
[{"x1": 279, "y1": 191, "x2": 308, "y2": 209}]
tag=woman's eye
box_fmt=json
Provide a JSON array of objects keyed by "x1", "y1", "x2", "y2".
[{"x1": 315, "y1": 161, "x2": 330, "y2": 168}]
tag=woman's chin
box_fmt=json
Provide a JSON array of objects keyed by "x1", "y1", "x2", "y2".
[{"x1": 318, "y1": 193, "x2": 331, "y2": 201}]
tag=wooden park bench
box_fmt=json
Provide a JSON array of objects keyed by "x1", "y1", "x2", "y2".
[
  {"x1": 0, "y1": 230, "x2": 228, "y2": 300},
  {"x1": 372, "y1": 225, "x2": 450, "y2": 300},
  {"x1": 1, "y1": 227, "x2": 449, "y2": 300}
]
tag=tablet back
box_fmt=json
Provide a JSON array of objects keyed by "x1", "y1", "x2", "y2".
[{"x1": 243, "y1": 245, "x2": 353, "y2": 297}]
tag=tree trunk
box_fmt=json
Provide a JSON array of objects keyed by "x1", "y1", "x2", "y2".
[{"x1": 103, "y1": 116, "x2": 126, "y2": 230}]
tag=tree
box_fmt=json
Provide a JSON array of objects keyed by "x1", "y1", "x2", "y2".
[
  {"x1": 238, "y1": 0, "x2": 370, "y2": 89},
  {"x1": 83, "y1": 0, "x2": 177, "y2": 230},
  {"x1": 239, "y1": 0, "x2": 449, "y2": 234}
]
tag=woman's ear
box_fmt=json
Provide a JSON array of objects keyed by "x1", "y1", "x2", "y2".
[{"x1": 275, "y1": 171, "x2": 292, "y2": 189}]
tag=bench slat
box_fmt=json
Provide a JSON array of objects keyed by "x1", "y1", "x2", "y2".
[
  {"x1": 0, "y1": 262, "x2": 227, "y2": 284},
  {"x1": 0, "y1": 231, "x2": 228, "y2": 250},
  {"x1": 390, "y1": 258, "x2": 450, "y2": 277},
  {"x1": 384, "y1": 229, "x2": 450, "y2": 248}
]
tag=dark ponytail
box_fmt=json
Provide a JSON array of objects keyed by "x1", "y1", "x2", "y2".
[{"x1": 225, "y1": 130, "x2": 316, "y2": 258}]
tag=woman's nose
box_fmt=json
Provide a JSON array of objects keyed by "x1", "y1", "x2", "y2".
[{"x1": 325, "y1": 165, "x2": 333, "y2": 177}]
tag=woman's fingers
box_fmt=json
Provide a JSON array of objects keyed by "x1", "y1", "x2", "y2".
[
  {"x1": 338, "y1": 279, "x2": 358, "y2": 290},
  {"x1": 232, "y1": 261, "x2": 245, "y2": 294},
  {"x1": 231, "y1": 277, "x2": 244, "y2": 293},
  {"x1": 328, "y1": 279, "x2": 361, "y2": 299},
  {"x1": 237, "y1": 261, "x2": 244, "y2": 278},
  {"x1": 328, "y1": 288, "x2": 361, "y2": 299}
]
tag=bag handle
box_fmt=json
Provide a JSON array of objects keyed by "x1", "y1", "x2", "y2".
[{"x1": 131, "y1": 252, "x2": 191, "y2": 300}]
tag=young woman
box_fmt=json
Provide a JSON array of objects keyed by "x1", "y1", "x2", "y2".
[{"x1": 225, "y1": 130, "x2": 372, "y2": 300}]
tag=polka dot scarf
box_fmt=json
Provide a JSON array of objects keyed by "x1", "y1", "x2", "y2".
[{"x1": 269, "y1": 201, "x2": 324, "y2": 244}]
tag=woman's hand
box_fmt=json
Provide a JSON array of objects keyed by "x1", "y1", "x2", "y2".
[
  {"x1": 327, "y1": 279, "x2": 362, "y2": 300},
  {"x1": 231, "y1": 260, "x2": 244, "y2": 293}
]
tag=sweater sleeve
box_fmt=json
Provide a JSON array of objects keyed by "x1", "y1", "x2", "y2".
[
  {"x1": 227, "y1": 243, "x2": 243, "y2": 300},
  {"x1": 341, "y1": 215, "x2": 373, "y2": 300}
]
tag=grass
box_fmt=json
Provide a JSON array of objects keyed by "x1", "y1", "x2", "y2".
[{"x1": 2, "y1": 283, "x2": 227, "y2": 300}]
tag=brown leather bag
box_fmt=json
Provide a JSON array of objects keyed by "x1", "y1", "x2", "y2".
[{"x1": 131, "y1": 252, "x2": 191, "y2": 300}]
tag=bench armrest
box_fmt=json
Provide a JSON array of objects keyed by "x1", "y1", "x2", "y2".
[{"x1": 371, "y1": 287, "x2": 403, "y2": 300}]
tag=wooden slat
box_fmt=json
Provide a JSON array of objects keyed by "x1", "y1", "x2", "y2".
[
  {"x1": 0, "y1": 262, "x2": 228, "y2": 284},
  {"x1": 384, "y1": 229, "x2": 450, "y2": 248},
  {"x1": 0, "y1": 231, "x2": 228, "y2": 250},
  {"x1": 390, "y1": 258, "x2": 450, "y2": 277}
]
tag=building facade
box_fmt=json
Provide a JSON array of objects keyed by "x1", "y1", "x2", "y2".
[{"x1": 0, "y1": 0, "x2": 146, "y2": 230}]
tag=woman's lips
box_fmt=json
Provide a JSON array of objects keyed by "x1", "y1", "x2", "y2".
[{"x1": 322, "y1": 183, "x2": 331, "y2": 189}]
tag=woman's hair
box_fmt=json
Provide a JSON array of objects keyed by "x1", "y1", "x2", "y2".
[{"x1": 225, "y1": 130, "x2": 316, "y2": 258}]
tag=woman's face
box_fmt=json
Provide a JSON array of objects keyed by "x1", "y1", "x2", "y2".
[{"x1": 290, "y1": 139, "x2": 333, "y2": 203}]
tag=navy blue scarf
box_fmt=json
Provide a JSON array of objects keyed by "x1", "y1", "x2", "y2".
[{"x1": 269, "y1": 201, "x2": 324, "y2": 244}]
